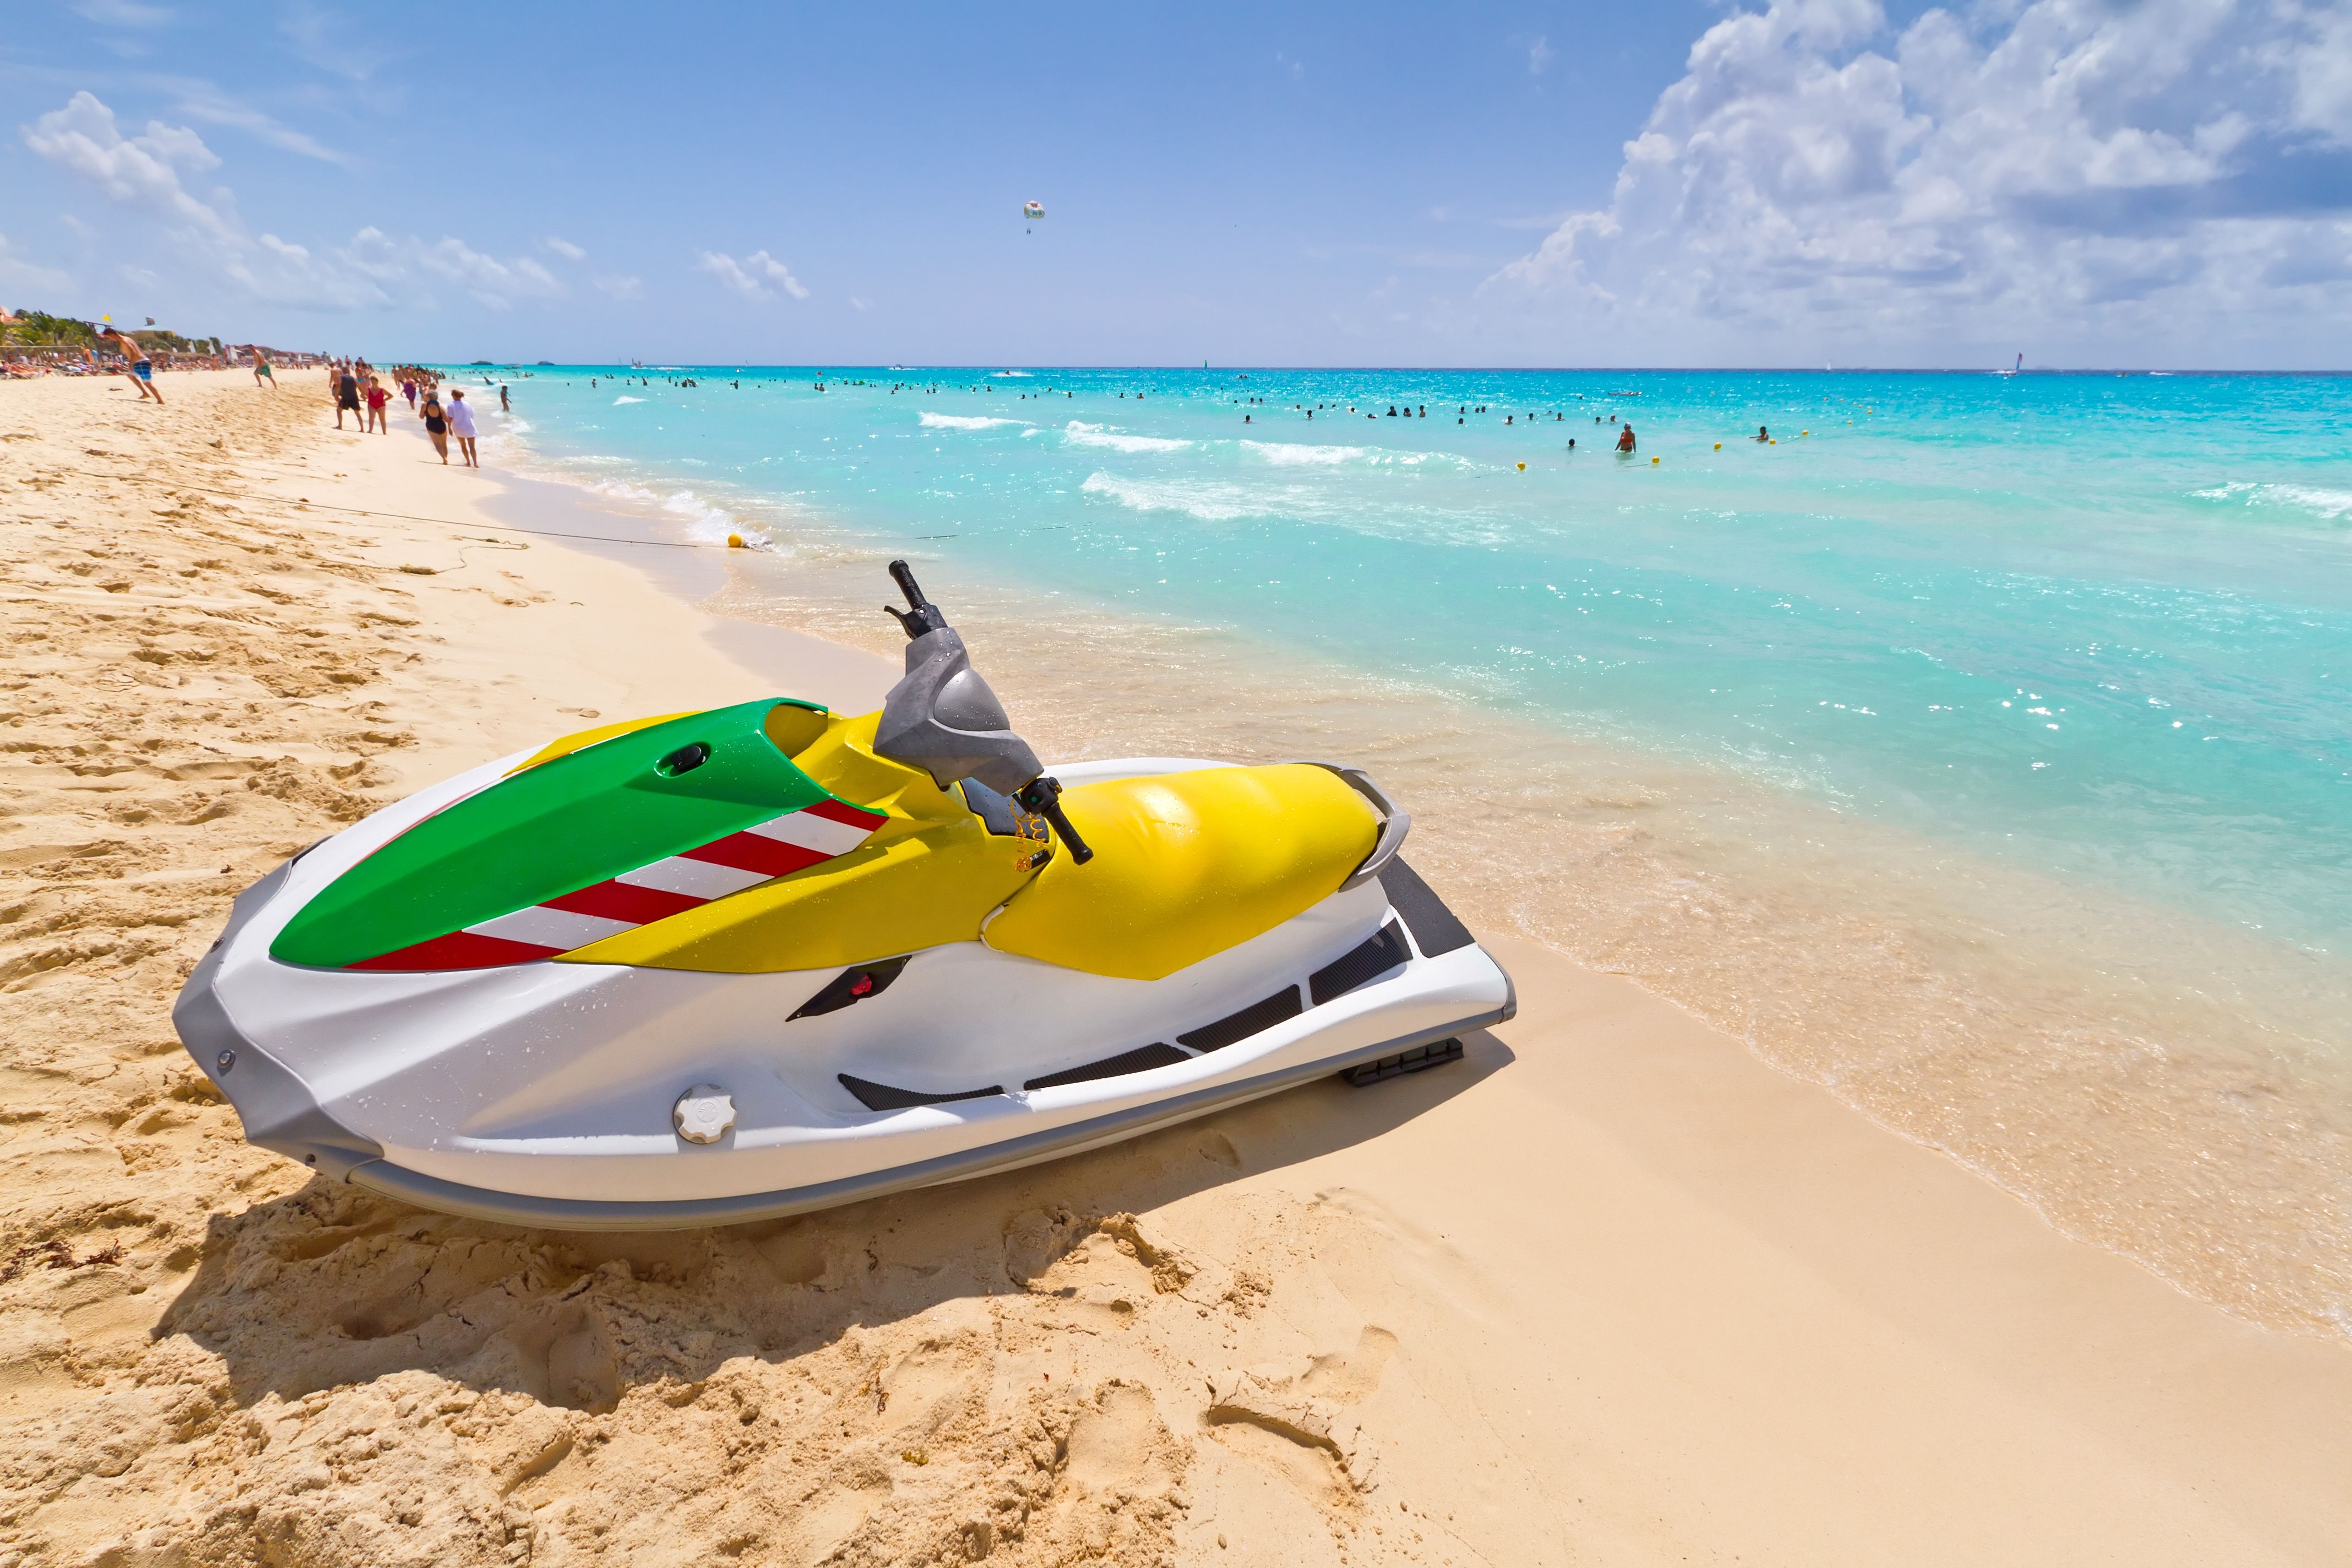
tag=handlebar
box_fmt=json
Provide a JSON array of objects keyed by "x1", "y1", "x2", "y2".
[
  {"x1": 1016, "y1": 776, "x2": 1094, "y2": 865},
  {"x1": 878, "y1": 560, "x2": 1096, "y2": 865},
  {"x1": 882, "y1": 559, "x2": 951, "y2": 639}
]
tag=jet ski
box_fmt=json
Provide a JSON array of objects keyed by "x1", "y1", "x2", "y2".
[{"x1": 174, "y1": 562, "x2": 1515, "y2": 1229}]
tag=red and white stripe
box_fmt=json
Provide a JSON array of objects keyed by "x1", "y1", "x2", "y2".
[{"x1": 352, "y1": 798, "x2": 887, "y2": 971}]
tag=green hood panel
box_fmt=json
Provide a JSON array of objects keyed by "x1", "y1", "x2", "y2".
[{"x1": 272, "y1": 700, "x2": 831, "y2": 969}]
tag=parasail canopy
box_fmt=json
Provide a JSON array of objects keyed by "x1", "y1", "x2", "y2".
[{"x1": 1023, "y1": 201, "x2": 1045, "y2": 221}]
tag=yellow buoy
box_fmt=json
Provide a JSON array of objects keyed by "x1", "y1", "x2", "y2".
[
  {"x1": 1769, "y1": 438, "x2": 1776, "y2": 445},
  {"x1": 1802, "y1": 430, "x2": 1809, "y2": 437},
  {"x1": 727, "y1": 533, "x2": 745, "y2": 548},
  {"x1": 1651, "y1": 456, "x2": 1659, "y2": 465},
  {"x1": 1516, "y1": 462, "x2": 1526, "y2": 472},
  {"x1": 1713, "y1": 442, "x2": 1722, "y2": 450}
]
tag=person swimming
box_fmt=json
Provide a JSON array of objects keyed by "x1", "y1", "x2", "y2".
[
  {"x1": 1617, "y1": 424, "x2": 1637, "y2": 454},
  {"x1": 1757, "y1": 425, "x2": 1770, "y2": 442}
]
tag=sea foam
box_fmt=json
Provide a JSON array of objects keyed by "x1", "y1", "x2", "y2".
[
  {"x1": 921, "y1": 412, "x2": 1025, "y2": 430},
  {"x1": 1065, "y1": 421, "x2": 1190, "y2": 454}
]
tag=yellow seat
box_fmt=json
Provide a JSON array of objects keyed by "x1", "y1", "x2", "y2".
[{"x1": 983, "y1": 764, "x2": 1379, "y2": 982}]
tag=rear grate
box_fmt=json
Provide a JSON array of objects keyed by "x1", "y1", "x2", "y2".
[
  {"x1": 1179, "y1": 986, "x2": 1303, "y2": 1053},
  {"x1": 1024, "y1": 1042, "x2": 1192, "y2": 1092},
  {"x1": 1309, "y1": 921, "x2": 1411, "y2": 1006},
  {"x1": 1341, "y1": 1037, "x2": 1464, "y2": 1087},
  {"x1": 838, "y1": 1073, "x2": 1004, "y2": 1112}
]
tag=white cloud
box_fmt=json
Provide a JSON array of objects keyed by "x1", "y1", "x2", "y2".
[
  {"x1": 594, "y1": 274, "x2": 643, "y2": 300},
  {"x1": 342, "y1": 227, "x2": 561, "y2": 309},
  {"x1": 164, "y1": 81, "x2": 345, "y2": 165},
  {"x1": 1527, "y1": 36, "x2": 1552, "y2": 76},
  {"x1": 695, "y1": 248, "x2": 809, "y2": 301},
  {"x1": 75, "y1": 0, "x2": 173, "y2": 25},
  {"x1": 1487, "y1": 0, "x2": 2352, "y2": 364},
  {"x1": 21, "y1": 92, "x2": 561, "y2": 314},
  {"x1": 544, "y1": 236, "x2": 587, "y2": 260},
  {"x1": 278, "y1": 2, "x2": 392, "y2": 83},
  {"x1": 23, "y1": 91, "x2": 236, "y2": 244}
]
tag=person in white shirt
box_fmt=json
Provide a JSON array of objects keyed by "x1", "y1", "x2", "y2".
[{"x1": 446, "y1": 388, "x2": 480, "y2": 468}]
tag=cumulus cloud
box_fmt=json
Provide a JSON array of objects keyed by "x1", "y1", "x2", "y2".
[
  {"x1": 594, "y1": 274, "x2": 643, "y2": 300},
  {"x1": 24, "y1": 91, "x2": 236, "y2": 244},
  {"x1": 343, "y1": 228, "x2": 562, "y2": 308},
  {"x1": 1487, "y1": 0, "x2": 2352, "y2": 364},
  {"x1": 543, "y1": 235, "x2": 587, "y2": 260},
  {"x1": 695, "y1": 248, "x2": 809, "y2": 301},
  {"x1": 21, "y1": 91, "x2": 560, "y2": 313}
]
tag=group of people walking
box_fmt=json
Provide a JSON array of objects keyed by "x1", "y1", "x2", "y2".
[{"x1": 322, "y1": 357, "x2": 481, "y2": 467}]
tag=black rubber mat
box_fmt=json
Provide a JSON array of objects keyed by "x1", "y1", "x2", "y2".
[
  {"x1": 1024, "y1": 1042, "x2": 1193, "y2": 1091},
  {"x1": 1309, "y1": 920, "x2": 1411, "y2": 1006},
  {"x1": 1376, "y1": 858, "x2": 1476, "y2": 956},
  {"x1": 1178, "y1": 985, "x2": 1303, "y2": 1053},
  {"x1": 837, "y1": 1072, "x2": 1004, "y2": 1112}
]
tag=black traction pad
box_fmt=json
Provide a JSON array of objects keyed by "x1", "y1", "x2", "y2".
[
  {"x1": 1309, "y1": 920, "x2": 1411, "y2": 1006},
  {"x1": 1341, "y1": 1037, "x2": 1464, "y2": 1087},
  {"x1": 1179, "y1": 985, "x2": 1304, "y2": 1053},
  {"x1": 1376, "y1": 858, "x2": 1476, "y2": 957},
  {"x1": 838, "y1": 1073, "x2": 1004, "y2": 1112},
  {"x1": 1024, "y1": 1042, "x2": 1192, "y2": 1092}
]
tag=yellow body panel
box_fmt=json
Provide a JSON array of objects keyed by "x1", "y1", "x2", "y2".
[
  {"x1": 983, "y1": 765, "x2": 1379, "y2": 982},
  {"x1": 557, "y1": 710, "x2": 1037, "y2": 973}
]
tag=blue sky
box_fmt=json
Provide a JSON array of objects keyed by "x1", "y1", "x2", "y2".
[{"x1": 6, "y1": 0, "x2": 2351, "y2": 367}]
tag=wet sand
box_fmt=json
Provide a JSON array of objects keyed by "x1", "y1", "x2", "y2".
[{"x1": 0, "y1": 369, "x2": 2344, "y2": 1565}]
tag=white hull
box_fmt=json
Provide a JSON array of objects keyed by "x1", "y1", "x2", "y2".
[{"x1": 179, "y1": 756, "x2": 1513, "y2": 1229}]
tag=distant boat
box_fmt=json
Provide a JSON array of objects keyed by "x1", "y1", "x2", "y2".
[{"x1": 468, "y1": 359, "x2": 492, "y2": 366}]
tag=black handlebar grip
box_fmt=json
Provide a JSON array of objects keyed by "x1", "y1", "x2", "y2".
[
  {"x1": 1036, "y1": 794, "x2": 1094, "y2": 865},
  {"x1": 1017, "y1": 776, "x2": 1095, "y2": 865},
  {"x1": 889, "y1": 559, "x2": 930, "y2": 610}
]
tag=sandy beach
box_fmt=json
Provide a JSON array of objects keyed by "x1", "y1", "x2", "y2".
[{"x1": 0, "y1": 368, "x2": 2346, "y2": 1566}]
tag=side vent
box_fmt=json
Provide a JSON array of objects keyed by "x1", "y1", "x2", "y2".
[
  {"x1": 1024, "y1": 1042, "x2": 1191, "y2": 1092},
  {"x1": 1309, "y1": 921, "x2": 1410, "y2": 1006},
  {"x1": 1178, "y1": 986, "x2": 1303, "y2": 1053},
  {"x1": 838, "y1": 1074, "x2": 1003, "y2": 1112},
  {"x1": 791, "y1": 957, "x2": 909, "y2": 1020}
]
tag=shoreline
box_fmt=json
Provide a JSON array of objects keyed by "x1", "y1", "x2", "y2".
[
  {"x1": 1, "y1": 369, "x2": 2345, "y2": 1563},
  {"x1": 499, "y1": 378, "x2": 2352, "y2": 1345}
]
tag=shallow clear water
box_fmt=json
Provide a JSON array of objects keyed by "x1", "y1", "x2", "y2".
[{"x1": 467, "y1": 363, "x2": 2352, "y2": 1335}]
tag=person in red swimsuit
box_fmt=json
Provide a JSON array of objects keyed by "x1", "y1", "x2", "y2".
[{"x1": 364, "y1": 375, "x2": 391, "y2": 434}]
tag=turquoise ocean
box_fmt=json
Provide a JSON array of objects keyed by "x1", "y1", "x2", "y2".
[{"x1": 462, "y1": 365, "x2": 2352, "y2": 1336}]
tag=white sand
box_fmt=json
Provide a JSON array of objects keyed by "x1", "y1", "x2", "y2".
[{"x1": 0, "y1": 369, "x2": 2343, "y2": 1566}]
